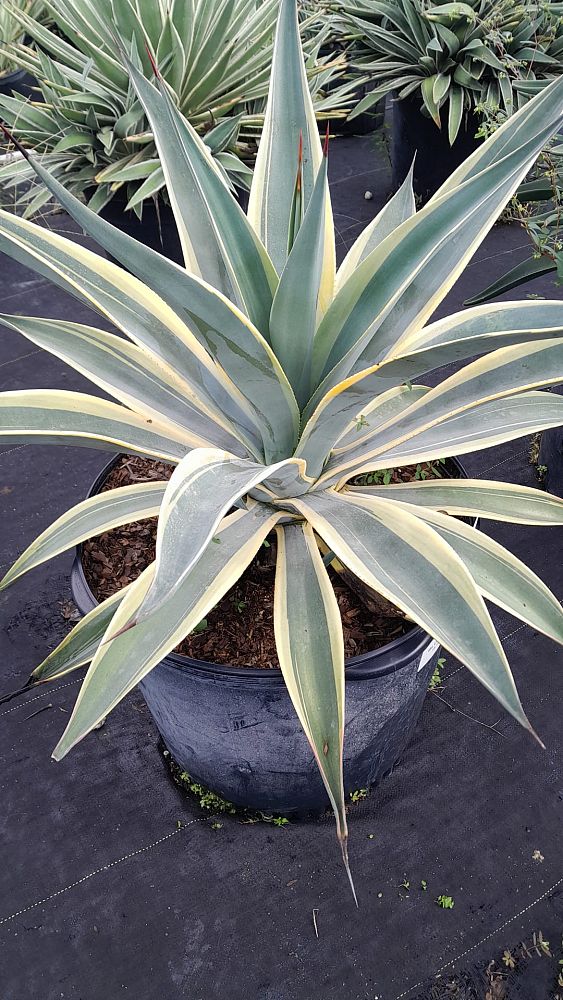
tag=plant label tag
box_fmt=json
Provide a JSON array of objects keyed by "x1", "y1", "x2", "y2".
[{"x1": 417, "y1": 639, "x2": 440, "y2": 671}]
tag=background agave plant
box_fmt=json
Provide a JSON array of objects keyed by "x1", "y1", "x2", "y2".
[
  {"x1": 0, "y1": 0, "x2": 352, "y2": 217},
  {"x1": 333, "y1": 0, "x2": 563, "y2": 143},
  {"x1": 0, "y1": 0, "x2": 46, "y2": 78},
  {"x1": 1, "y1": 0, "x2": 563, "y2": 889}
]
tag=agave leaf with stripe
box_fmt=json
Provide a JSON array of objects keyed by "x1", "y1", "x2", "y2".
[
  {"x1": 335, "y1": 164, "x2": 416, "y2": 293},
  {"x1": 344, "y1": 478, "x2": 563, "y2": 524},
  {"x1": 269, "y1": 152, "x2": 329, "y2": 407},
  {"x1": 308, "y1": 78, "x2": 563, "y2": 395},
  {"x1": 274, "y1": 521, "x2": 354, "y2": 897},
  {"x1": 0, "y1": 390, "x2": 195, "y2": 462},
  {"x1": 123, "y1": 52, "x2": 278, "y2": 337},
  {"x1": 388, "y1": 503, "x2": 563, "y2": 644},
  {"x1": 31, "y1": 587, "x2": 130, "y2": 684},
  {"x1": 309, "y1": 339, "x2": 563, "y2": 483},
  {"x1": 1, "y1": 482, "x2": 167, "y2": 592},
  {"x1": 0, "y1": 314, "x2": 250, "y2": 457},
  {"x1": 0, "y1": 139, "x2": 299, "y2": 463},
  {"x1": 52, "y1": 504, "x2": 283, "y2": 760},
  {"x1": 0, "y1": 209, "x2": 264, "y2": 456},
  {"x1": 291, "y1": 490, "x2": 534, "y2": 736},
  {"x1": 134, "y1": 450, "x2": 305, "y2": 623},
  {"x1": 248, "y1": 0, "x2": 335, "y2": 312}
]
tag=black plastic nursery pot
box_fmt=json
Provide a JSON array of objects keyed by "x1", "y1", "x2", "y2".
[
  {"x1": 93, "y1": 189, "x2": 184, "y2": 266},
  {"x1": 70, "y1": 455, "x2": 453, "y2": 816},
  {"x1": 391, "y1": 93, "x2": 481, "y2": 201},
  {"x1": 327, "y1": 84, "x2": 385, "y2": 138},
  {"x1": 0, "y1": 68, "x2": 37, "y2": 107}
]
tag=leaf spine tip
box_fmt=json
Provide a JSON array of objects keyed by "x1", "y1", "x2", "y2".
[
  {"x1": 145, "y1": 44, "x2": 160, "y2": 78},
  {"x1": 101, "y1": 619, "x2": 138, "y2": 645}
]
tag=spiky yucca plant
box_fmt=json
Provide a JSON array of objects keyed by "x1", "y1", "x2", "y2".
[
  {"x1": 1, "y1": 0, "x2": 563, "y2": 888},
  {"x1": 0, "y1": 0, "x2": 351, "y2": 217}
]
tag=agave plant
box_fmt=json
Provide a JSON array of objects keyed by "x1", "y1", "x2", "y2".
[
  {"x1": 1, "y1": 0, "x2": 563, "y2": 889},
  {"x1": 0, "y1": 0, "x2": 46, "y2": 79},
  {"x1": 334, "y1": 0, "x2": 563, "y2": 143},
  {"x1": 0, "y1": 0, "x2": 351, "y2": 217}
]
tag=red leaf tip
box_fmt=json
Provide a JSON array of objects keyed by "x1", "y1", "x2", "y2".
[
  {"x1": 323, "y1": 123, "x2": 330, "y2": 158},
  {"x1": 145, "y1": 44, "x2": 160, "y2": 78},
  {"x1": 0, "y1": 122, "x2": 28, "y2": 159}
]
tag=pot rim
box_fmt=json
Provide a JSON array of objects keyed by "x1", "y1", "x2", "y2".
[
  {"x1": 0, "y1": 66, "x2": 34, "y2": 84},
  {"x1": 72, "y1": 454, "x2": 469, "y2": 682}
]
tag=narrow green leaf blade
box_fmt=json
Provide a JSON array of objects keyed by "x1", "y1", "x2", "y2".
[
  {"x1": 293, "y1": 491, "x2": 534, "y2": 736},
  {"x1": 136, "y1": 451, "x2": 301, "y2": 623},
  {"x1": 401, "y1": 505, "x2": 563, "y2": 644},
  {"x1": 1, "y1": 481, "x2": 166, "y2": 591},
  {"x1": 248, "y1": 0, "x2": 335, "y2": 311},
  {"x1": 269, "y1": 156, "x2": 328, "y2": 407},
  {"x1": 0, "y1": 146, "x2": 299, "y2": 463},
  {"x1": 274, "y1": 522, "x2": 352, "y2": 889},
  {"x1": 0, "y1": 389, "x2": 194, "y2": 462},
  {"x1": 32, "y1": 587, "x2": 129, "y2": 684},
  {"x1": 123, "y1": 53, "x2": 278, "y2": 336}
]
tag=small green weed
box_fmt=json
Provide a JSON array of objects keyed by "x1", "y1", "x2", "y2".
[
  {"x1": 428, "y1": 657, "x2": 446, "y2": 691},
  {"x1": 436, "y1": 894, "x2": 454, "y2": 909},
  {"x1": 349, "y1": 787, "x2": 368, "y2": 803},
  {"x1": 165, "y1": 750, "x2": 290, "y2": 827},
  {"x1": 178, "y1": 771, "x2": 237, "y2": 813}
]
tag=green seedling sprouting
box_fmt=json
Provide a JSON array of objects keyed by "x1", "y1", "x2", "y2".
[
  {"x1": 421, "y1": 880, "x2": 427, "y2": 891},
  {"x1": 436, "y1": 894, "x2": 454, "y2": 909},
  {"x1": 349, "y1": 788, "x2": 368, "y2": 803},
  {"x1": 428, "y1": 657, "x2": 446, "y2": 691},
  {"x1": 356, "y1": 414, "x2": 369, "y2": 431},
  {"x1": 211, "y1": 822, "x2": 223, "y2": 830},
  {"x1": 177, "y1": 771, "x2": 237, "y2": 813}
]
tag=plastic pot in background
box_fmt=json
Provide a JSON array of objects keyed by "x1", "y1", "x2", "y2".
[
  {"x1": 69, "y1": 456, "x2": 478, "y2": 817},
  {"x1": 392, "y1": 94, "x2": 481, "y2": 201},
  {"x1": 329, "y1": 82, "x2": 385, "y2": 138},
  {"x1": 93, "y1": 189, "x2": 184, "y2": 266},
  {"x1": 0, "y1": 67, "x2": 37, "y2": 106},
  {"x1": 92, "y1": 186, "x2": 250, "y2": 265}
]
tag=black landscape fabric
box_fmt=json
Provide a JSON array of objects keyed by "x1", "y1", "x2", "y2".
[{"x1": 0, "y1": 135, "x2": 562, "y2": 1000}]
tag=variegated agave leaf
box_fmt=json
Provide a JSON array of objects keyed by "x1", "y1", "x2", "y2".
[{"x1": 1, "y1": 0, "x2": 563, "y2": 896}]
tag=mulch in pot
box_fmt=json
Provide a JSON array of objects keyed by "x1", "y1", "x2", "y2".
[{"x1": 82, "y1": 456, "x2": 452, "y2": 668}]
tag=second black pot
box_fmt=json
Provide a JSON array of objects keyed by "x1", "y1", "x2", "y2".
[
  {"x1": 392, "y1": 94, "x2": 481, "y2": 201},
  {"x1": 0, "y1": 67, "x2": 38, "y2": 107},
  {"x1": 94, "y1": 189, "x2": 184, "y2": 266}
]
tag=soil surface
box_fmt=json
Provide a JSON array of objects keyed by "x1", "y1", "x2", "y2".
[{"x1": 82, "y1": 456, "x2": 451, "y2": 667}]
